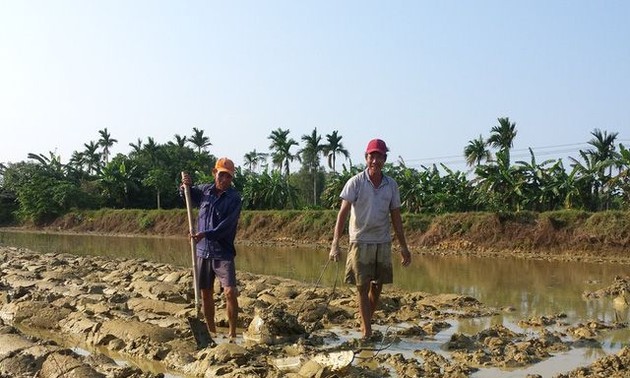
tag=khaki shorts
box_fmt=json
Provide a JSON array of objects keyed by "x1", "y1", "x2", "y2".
[{"x1": 344, "y1": 242, "x2": 393, "y2": 285}]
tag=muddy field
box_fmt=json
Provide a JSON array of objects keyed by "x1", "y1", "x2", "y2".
[{"x1": 1, "y1": 245, "x2": 629, "y2": 377}]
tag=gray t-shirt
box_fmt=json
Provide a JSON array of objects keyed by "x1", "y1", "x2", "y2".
[{"x1": 340, "y1": 170, "x2": 401, "y2": 243}]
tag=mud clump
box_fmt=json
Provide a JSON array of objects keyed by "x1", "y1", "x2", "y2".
[
  {"x1": 1, "y1": 246, "x2": 629, "y2": 377},
  {"x1": 582, "y1": 275, "x2": 630, "y2": 301},
  {"x1": 556, "y1": 346, "x2": 630, "y2": 378}
]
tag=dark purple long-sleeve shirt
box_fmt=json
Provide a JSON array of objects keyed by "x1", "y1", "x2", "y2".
[{"x1": 188, "y1": 183, "x2": 241, "y2": 260}]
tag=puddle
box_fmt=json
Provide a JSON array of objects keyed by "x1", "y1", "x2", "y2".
[{"x1": 316, "y1": 317, "x2": 629, "y2": 378}]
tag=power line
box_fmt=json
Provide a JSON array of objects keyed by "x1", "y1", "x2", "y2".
[
  {"x1": 405, "y1": 140, "x2": 630, "y2": 163},
  {"x1": 404, "y1": 141, "x2": 591, "y2": 163},
  {"x1": 401, "y1": 139, "x2": 630, "y2": 170},
  {"x1": 514, "y1": 142, "x2": 590, "y2": 151}
]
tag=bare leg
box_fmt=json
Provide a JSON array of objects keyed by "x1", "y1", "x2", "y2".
[
  {"x1": 369, "y1": 282, "x2": 383, "y2": 319},
  {"x1": 201, "y1": 288, "x2": 217, "y2": 334},
  {"x1": 358, "y1": 282, "x2": 383, "y2": 339},
  {"x1": 357, "y1": 284, "x2": 372, "y2": 338},
  {"x1": 224, "y1": 286, "x2": 239, "y2": 338}
]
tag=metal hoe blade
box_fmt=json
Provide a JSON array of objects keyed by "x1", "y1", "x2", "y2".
[{"x1": 188, "y1": 316, "x2": 214, "y2": 349}]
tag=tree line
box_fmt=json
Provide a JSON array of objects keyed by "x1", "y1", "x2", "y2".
[{"x1": 0, "y1": 118, "x2": 628, "y2": 225}]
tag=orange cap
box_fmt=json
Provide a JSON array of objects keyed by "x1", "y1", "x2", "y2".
[{"x1": 214, "y1": 157, "x2": 235, "y2": 177}]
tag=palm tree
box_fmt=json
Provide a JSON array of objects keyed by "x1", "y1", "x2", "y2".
[
  {"x1": 464, "y1": 135, "x2": 491, "y2": 167},
  {"x1": 67, "y1": 151, "x2": 86, "y2": 174},
  {"x1": 243, "y1": 149, "x2": 268, "y2": 172},
  {"x1": 487, "y1": 117, "x2": 517, "y2": 165},
  {"x1": 268, "y1": 128, "x2": 298, "y2": 177},
  {"x1": 588, "y1": 128, "x2": 618, "y2": 175},
  {"x1": 128, "y1": 138, "x2": 142, "y2": 153},
  {"x1": 83, "y1": 141, "x2": 102, "y2": 175},
  {"x1": 142, "y1": 137, "x2": 160, "y2": 163},
  {"x1": 300, "y1": 128, "x2": 324, "y2": 164},
  {"x1": 586, "y1": 129, "x2": 619, "y2": 209},
  {"x1": 323, "y1": 130, "x2": 350, "y2": 172},
  {"x1": 188, "y1": 127, "x2": 212, "y2": 153},
  {"x1": 588, "y1": 129, "x2": 618, "y2": 161},
  {"x1": 98, "y1": 128, "x2": 118, "y2": 164},
  {"x1": 299, "y1": 128, "x2": 326, "y2": 206},
  {"x1": 168, "y1": 134, "x2": 188, "y2": 148}
]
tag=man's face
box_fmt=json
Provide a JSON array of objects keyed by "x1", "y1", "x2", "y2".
[
  {"x1": 365, "y1": 152, "x2": 386, "y2": 173},
  {"x1": 214, "y1": 171, "x2": 233, "y2": 191}
]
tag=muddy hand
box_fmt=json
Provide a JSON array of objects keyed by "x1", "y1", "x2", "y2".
[
  {"x1": 181, "y1": 172, "x2": 192, "y2": 187},
  {"x1": 190, "y1": 232, "x2": 204, "y2": 244},
  {"x1": 329, "y1": 244, "x2": 341, "y2": 262},
  {"x1": 400, "y1": 247, "x2": 411, "y2": 267}
]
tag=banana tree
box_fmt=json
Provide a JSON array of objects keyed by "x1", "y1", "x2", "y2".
[
  {"x1": 98, "y1": 157, "x2": 140, "y2": 208},
  {"x1": 570, "y1": 150, "x2": 611, "y2": 211},
  {"x1": 608, "y1": 143, "x2": 630, "y2": 209},
  {"x1": 474, "y1": 150, "x2": 522, "y2": 211},
  {"x1": 514, "y1": 148, "x2": 557, "y2": 211}
]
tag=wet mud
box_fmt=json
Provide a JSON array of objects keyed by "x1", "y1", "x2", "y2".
[{"x1": 1, "y1": 246, "x2": 629, "y2": 377}]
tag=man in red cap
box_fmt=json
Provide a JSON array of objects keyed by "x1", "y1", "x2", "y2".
[
  {"x1": 181, "y1": 157, "x2": 242, "y2": 342},
  {"x1": 329, "y1": 139, "x2": 411, "y2": 341}
]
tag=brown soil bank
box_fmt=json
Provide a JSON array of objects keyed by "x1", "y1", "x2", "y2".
[{"x1": 41, "y1": 209, "x2": 630, "y2": 262}]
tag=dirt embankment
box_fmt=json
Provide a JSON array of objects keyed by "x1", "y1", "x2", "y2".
[{"x1": 40, "y1": 209, "x2": 630, "y2": 263}]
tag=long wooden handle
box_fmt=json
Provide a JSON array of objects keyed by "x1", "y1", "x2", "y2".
[{"x1": 181, "y1": 172, "x2": 200, "y2": 311}]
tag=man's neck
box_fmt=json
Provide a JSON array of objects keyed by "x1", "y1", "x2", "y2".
[
  {"x1": 213, "y1": 186, "x2": 225, "y2": 196},
  {"x1": 368, "y1": 170, "x2": 383, "y2": 187}
]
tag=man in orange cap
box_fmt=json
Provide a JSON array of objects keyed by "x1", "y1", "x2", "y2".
[
  {"x1": 181, "y1": 157, "x2": 242, "y2": 341},
  {"x1": 329, "y1": 139, "x2": 411, "y2": 341}
]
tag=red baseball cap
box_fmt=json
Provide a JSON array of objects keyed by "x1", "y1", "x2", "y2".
[{"x1": 365, "y1": 139, "x2": 388, "y2": 155}]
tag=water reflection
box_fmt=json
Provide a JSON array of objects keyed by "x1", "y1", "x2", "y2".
[
  {"x1": 1, "y1": 230, "x2": 628, "y2": 327},
  {"x1": 396, "y1": 254, "x2": 630, "y2": 325}
]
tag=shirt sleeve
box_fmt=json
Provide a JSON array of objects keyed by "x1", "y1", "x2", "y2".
[{"x1": 340, "y1": 174, "x2": 359, "y2": 203}]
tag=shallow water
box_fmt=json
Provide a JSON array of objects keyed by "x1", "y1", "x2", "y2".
[{"x1": 1, "y1": 230, "x2": 629, "y2": 376}]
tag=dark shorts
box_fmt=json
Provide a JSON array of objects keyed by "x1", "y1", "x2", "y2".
[
  {"x1": 344, "y1": 242, "x2": 393, "y2": 285},
  {"x1": 196, "y1": 257, "x2": 237, "y2": 290}
]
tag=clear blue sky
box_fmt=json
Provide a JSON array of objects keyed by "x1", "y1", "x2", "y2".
[{"x1": 1, "y1": 1, "x2": 629, "y2": 173}]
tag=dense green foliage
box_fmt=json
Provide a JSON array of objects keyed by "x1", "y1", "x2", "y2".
[{"x1": 0, "y1": 122, "x2": 628, "y2": 226}]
